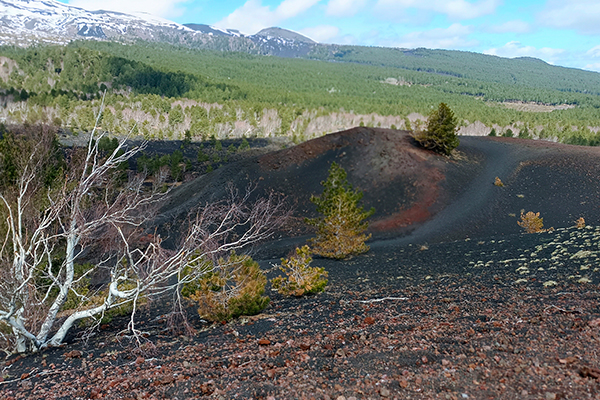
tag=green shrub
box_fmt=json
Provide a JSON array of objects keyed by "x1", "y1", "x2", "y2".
[
  {"x1": 213, "y1": 139, "x2": 222, "y2": 152},
  {"x1": 239, "y1": 137, "x2": 250, "y2": 151},
  {"x1": 0, "y1": 320, "x2": 11, "y2": 335},
  {"x1": 197, "y1": 147, "x2": 209, "y2": 162},
  {"x1": 182, "y1": 252, "x2": 269, "y2": 322},
  {"x1": 518, "y1": 211, "x2": 544, "y2": 233},
  {"x1": 518, "y1": 126, "x2": 531, "y2": 139},
  {"x1": 502, "y1": 128, "x2": 514, "y2": 138},
  {"x1": 97, "y1": 136, "x2": 119, "y2": 153},
  {"x1": 271, "y1": 246, "x2": 328, "y2": 296}
]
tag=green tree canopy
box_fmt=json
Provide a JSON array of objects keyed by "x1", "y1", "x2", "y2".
[
  {"x1": 306, "y1": 162, "x2": 375, "y2": 259},
  {"x1": 414, "y1": 103, "x2": 459, "y2": 155}
]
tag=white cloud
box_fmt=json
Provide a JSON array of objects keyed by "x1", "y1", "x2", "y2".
[
  {"x1": 484, "y1": 41, "x2": 565, "y2": 63},
  {"x1": 277, "y1": 0, "x2": 320, "y2": 19},
  {"x1": 375, "y1": 0, "x2": 499, "y2": 20},
  {"x1": 68, "y1": 0, "x2": 188, "y2": 19},
  {"x1": 326, "y1": 0, "x2": 367, "y2": 17},
  {"x1": 489, "y1": 20, "x2": 531, "y2": 34},
  {"x1": 394, "y1": 23, "x2": 477, "y2": 49},
  {"x1": 538, "y1": 0, "x2": 600, "y2": 35},
  {"x1": 587, "y1": 45, "x2": 600, "y2": 58},
  {"x1": 214, "y1": 0, "x2": 320, "y2": 34},
  {"x1": 300, "y1": 25, "x2": 340, "y2": 42},
  {"x1": 584, "y1": 63, "x2": 600, "y2": 72},
  {"x1": 213, "y1": 0, "x2": 273, "y2": 34}
]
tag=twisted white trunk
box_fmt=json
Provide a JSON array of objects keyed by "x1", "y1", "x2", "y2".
[
  {"x1": 47, "y1": 280, "x2": 134, "y2": 347},
  {"x1": 37, "y1": 227, "x2": 78, "y2": 344}
]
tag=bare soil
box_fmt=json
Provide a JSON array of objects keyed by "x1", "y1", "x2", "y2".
[{"x1": 2, "y1": 129, "x2": 600, "y2": 399}]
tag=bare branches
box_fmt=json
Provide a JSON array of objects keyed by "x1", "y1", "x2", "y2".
[
  {"x1": 355, "y1": 297, "x2": 409, "y2": 303},
  {"x1": 0, "y1": 112, "x2": 289, "y2": 353}
]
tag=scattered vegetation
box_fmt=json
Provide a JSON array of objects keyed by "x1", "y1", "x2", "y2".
[
  {"x1": 271, "y1": 245, "x2": 328, "y2": 296},
  {"x1": 0, "y1": 115, "x2": 286, "y2": 353},
  {"x1": 2, "y1": 42, "x2": 600, "y2": 145},
  {"x1": 239, "y1": 137, "x2": 250, "y2": 150},
  {"x1": 575, "y1": 217, "x2": 586, "y2": 229},
  {"x1": 3, "y1": 36, "x2": 600, "y2": 355},
  {"x1": 182, "y1": 252, "x2": 269, "y2": 322},
  {"x1": 306, "y1": 162, "x2": 374, "y2": 259},
  {"x1": 412, "y1": 103, "x2": 459, "y2": 156},
  {"x1": 518, "y1": 211, "x2": 544, "y2": 233}
]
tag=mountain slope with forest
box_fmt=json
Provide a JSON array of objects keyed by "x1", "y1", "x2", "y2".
[
  {"x1": 2, "y1": 0, "x2": 600, "y2": 99},
  {"x1": 2, "y1": 40, "x2": 600, "y2": 147},
  {"x1": 1, "y1": 0, "x2": 600, "y2": 148}
]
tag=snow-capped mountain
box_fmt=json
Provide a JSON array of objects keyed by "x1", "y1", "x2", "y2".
[
  {"x1": 0, "y1": 0, "x2": 202, "y2": 46},
  {"x1": 0, "y1": 0, "x2": 319, "y2": 58},
  {"x1": 183, "y1": 24, "x2": 246, "y2": 38},
  {"x1": 183, "y1": 24, "x2": 317, "y2": 58}
]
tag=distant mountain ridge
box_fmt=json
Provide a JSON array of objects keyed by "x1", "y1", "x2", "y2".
[
  {"x1": 181, "y1": 24, "x2": 317, "y2": 57},
  {"x1": 182, "y1": 24, "x2": 244, "y2": 38},
  {"x1": 1, "y1": 0, "x2": 599, "y2": 96},
  {"x1": 0, "y1": 0, "x2": 316, "y2": 56},
  {"x1": 254, "y1": 27, "x2": 315, "y2": 43}
]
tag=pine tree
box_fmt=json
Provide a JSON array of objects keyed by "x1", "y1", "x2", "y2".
[
  {"x1": 306, "y1": 162, "x2": 375, "y2": 259},
  {"x1": 413, "y1": 103, "x2": 459, "y2": 155}
]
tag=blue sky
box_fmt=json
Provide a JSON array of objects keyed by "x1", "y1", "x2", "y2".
[{"x1": 61, "y1": 0, "x2": 600, "y2": 72}]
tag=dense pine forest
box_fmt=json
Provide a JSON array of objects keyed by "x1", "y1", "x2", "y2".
[{"x1": 1, "y1": 40, "x2": 600, "y2": 145}]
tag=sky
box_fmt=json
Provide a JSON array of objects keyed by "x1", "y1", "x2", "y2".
[{"x1": 60, "y1": 0, "x2": 600, "y2": 72}]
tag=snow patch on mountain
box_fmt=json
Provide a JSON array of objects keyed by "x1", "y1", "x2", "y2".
[
  {"x1": 0, "y1": 0, "x2": 197, "y2": 46},
  {"x1": 0, "y1": 0, "x2": 319, "y2": 59}
]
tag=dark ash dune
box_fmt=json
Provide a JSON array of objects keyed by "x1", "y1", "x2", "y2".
[{"x1": 160, "y1": 127, "x2": 600, "y2": 253}]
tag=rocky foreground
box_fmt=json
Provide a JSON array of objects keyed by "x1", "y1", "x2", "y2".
[{"x1": 2, "y1": 225, "x2": 599, "y2": 399}]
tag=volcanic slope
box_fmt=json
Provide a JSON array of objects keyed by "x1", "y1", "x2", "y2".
[{"x1": 158, "y1": 127, "x2": 600, "y2": 254}]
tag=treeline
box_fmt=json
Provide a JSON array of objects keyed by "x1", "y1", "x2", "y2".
[
  {"x1": 308, "y1": 46, "x2": 600, "y2": 97},
  {"x1": 0, "y1": 45, "x2": 245, "y2": 102},
  {"x1": 1, "y1": 41, "x2": 600, "y2": 146}
]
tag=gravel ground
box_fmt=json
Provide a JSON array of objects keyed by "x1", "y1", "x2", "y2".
[
  {"x1": 2, "y1": 226, "x2": 599, "y2": 400},
  {"x1": 3, "y1": 130, "x2": 600, "y2": 399}
]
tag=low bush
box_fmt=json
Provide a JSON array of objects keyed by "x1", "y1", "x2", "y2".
[
  {"x1": 239, "y1": 137, "x2": 250, "y2": 150},
  {"x1": 494, "y1": 177, "x2": 504, "y2": 187},
  {"x1": 575, "y1": 217, "x2": 586, "y2": 229},
  {"x1": 518, "y1": 211, "x2": 544, "y2": 233},
  {"x1": 182, "y1": 252, "x2": 269, "y2": 322},
  {"x1": 271, "y1": 246, "x2": 328, "y2": 296}
]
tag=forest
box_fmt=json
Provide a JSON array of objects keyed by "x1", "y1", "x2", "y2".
[{"x1": 1, "y1": 40, "x2": 600, "y2": 146}]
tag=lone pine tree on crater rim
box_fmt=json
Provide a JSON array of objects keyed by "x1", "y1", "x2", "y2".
[{"x1": 413, "y1": 102, "x2": 460, "y2": 156}]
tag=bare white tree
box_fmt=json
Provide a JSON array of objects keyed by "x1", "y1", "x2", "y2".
[{"x1": 0, "y1": 105, "x2": 288, "y2": 354}]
